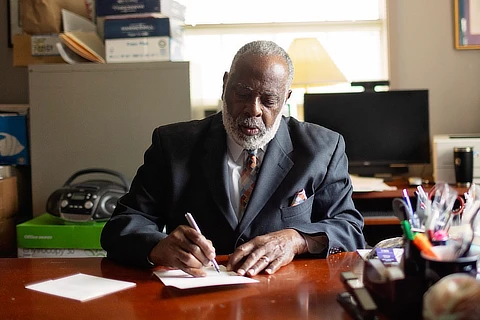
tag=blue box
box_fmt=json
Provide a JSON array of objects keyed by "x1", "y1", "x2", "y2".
[
  {"x1": 104, "y1": 16, "x2": 183, "y2": 39},
  {"x1": 0, "y1": 114, "x2": 29, "y2": 165},
  {"x1": 96, "y1": 0, "x2": 186, "y2": 20}
]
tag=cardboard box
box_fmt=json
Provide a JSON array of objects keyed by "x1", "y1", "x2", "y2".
[
  {"x1": 17, "y1": 248, "x2": 106, "y2": 258},
  {"x1": 16, "y1": 213, "x2": 106, "y2": 250},
  {"x1": 96, "y1": 0, "x2": 186, "y2": 20},
  {"x1": 0, "y1": 114, "x2": 29, "y2": 165},
  {"x1": 0, "y1": 176, "x2": 18, "y2": 257},
  {"x1": 104, "y1": 16, "x2": 184, "y2": 63},
  {"x1": 13, "y1": 34, "x2": 65, "y2": 67}
]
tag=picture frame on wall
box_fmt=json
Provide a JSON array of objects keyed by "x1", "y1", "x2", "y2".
[
  {"x1": 454, "y1": 0, "x2": 480, "y2": 49},
  {"x1": 7, "y1": 0, "x2": 22, "y2": 48}
]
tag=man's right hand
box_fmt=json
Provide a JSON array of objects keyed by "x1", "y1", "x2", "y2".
[{"x1": 148, "y1": 225, "x2": 217, "y2": 277}]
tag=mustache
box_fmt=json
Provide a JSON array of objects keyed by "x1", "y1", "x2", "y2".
[{"x1": 237, "y1": 116, "x2": 266, "y2": 131}]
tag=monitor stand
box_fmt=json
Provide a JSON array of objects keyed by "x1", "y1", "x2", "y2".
[{"x1": 349, "y1": 165, "x2": 408, "y2": 181}]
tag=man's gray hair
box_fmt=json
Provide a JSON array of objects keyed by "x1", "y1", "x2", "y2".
[{"x1": 231, "y1": 40, "x2": 294, "y2": 88}]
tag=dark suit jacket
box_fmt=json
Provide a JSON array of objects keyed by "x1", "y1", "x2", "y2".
[{"x1": 101, "y1": 113, "x2": 365, "y2": 267}]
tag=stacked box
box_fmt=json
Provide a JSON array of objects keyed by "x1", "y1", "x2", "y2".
[
  {"x1": 16, "y1": 213, "x2": 106, "y2": 258},
  {"x1": 0, "y1": 176, "x2": 18, "y2": 257},
  {"x1": 104, "y1": 16, "x2": 184, "y2": 63},
  {"x1": 0, "y1": 114, "x2": 29, "y2": 165},
  {"x1": 96, "y1": 0, "x2": 186, "y2": 18},
  {"x1": 96, "y1": 0, "x2": 186, "y2": 63}
]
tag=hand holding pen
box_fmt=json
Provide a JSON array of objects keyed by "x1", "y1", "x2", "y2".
[
  {"x1": 185, "y1": 212, "x2": 221, "y2": 273},
  {"x1": 147, "y1": 214, "x2": 220, "y2": 277}
]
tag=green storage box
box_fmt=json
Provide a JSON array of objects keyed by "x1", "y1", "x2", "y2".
[{"x1": 16, "y1": 213, "x2": 106, "y2": 249}]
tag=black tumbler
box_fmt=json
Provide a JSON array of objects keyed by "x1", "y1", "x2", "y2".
[{"x1": 454, "y1": 147, "x2": 474, "y2": 187}]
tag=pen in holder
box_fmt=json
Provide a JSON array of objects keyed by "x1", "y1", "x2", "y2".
[{"x1": 361, "y1": 198, "x2": 429, "y2": 319}]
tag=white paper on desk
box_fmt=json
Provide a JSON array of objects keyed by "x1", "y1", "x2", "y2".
[
  {"x1": 349, "y1": 175, "x2": 398, "y2": 192},
  {"x1": 154, "y1": 265, "x2": 259, "y2": 289},
  {"x1": 25, "y1": 273, "x2": 136, "y2": 302}
]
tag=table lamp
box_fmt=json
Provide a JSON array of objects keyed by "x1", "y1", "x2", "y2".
[
  {"x1": 286, "y1": 37, "x2": 347, "y2": 118},
  {"x1": 287, "y1": 37, "x2": 347, "y2": 90}
]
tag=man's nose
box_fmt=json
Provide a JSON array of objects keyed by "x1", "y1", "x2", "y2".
[{"x1": 244, "y1": 97, "x2": 262, "y2": 117}]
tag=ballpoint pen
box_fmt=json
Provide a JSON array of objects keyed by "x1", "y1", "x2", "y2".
[
  {"x1": 402, "y1": 188, "x2": 419, "y2": 228},
  {"x1": 185, "y1": 212, "x2": 221, "y2": 273}
]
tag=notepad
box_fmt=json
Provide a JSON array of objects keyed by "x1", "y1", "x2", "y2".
[
  {"x1": 25, "y1": 273, "x2": 136, "y2": 302},
  {"x1": 154, "y1": 265, "x2": 259, "y2": 289}
]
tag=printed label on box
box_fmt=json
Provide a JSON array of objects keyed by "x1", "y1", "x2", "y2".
[
  {"x1": 96, "y1": 0, "x2": 186, "y2": 20},
  {"x1": 18, "y1": 248, "x2": 107, "y2": 258},
  {"x1": 104, "y1": 16, "x2": 183, "y2": 39},
  {"x1": 31, "y1": 35, "x2": 60, "y2": 56},
  {"x1": 106, "y1": 36, "x2": 172, "y2": 63}
]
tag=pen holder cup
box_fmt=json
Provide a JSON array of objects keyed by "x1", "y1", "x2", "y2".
[
  {"x1": 403, "y1": 237, "x2": 426, "y2": 279},
  {"x1": 421, "y1": 245, "x2": 479, "y2": 289},
  {"x1": 363, "y1": 259, "x2": 425, "y2": 320}
]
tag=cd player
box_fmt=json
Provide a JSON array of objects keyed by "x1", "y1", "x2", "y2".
[{"x1": 46, "y1": 168, "x2": 130, "y2": 223}]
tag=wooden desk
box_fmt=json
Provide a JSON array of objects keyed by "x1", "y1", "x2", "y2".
[
  {"x1": 353, "y1": 180, "x2": 468, "y2": 226},
  {"x1": 353, "y1": 179, "x2": 468, "y2": 245},
  {"x1": 1, "y1": 254, "x2": 364, "y2": 320}
]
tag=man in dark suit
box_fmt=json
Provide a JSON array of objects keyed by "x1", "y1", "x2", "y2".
[{"x1": 101, "y1": 40, "x2": 365, "y2": 277}]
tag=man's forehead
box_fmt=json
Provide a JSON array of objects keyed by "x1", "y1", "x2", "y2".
[{"x1": 233, "y1": 83, "x2": 278, "y2": 95}]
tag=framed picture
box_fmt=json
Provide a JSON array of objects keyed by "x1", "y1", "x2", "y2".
[
  {"x1": 454, "y1": 0, "x2": 480, "y2": 49},
  {"x1": 7, "y1": 0, "x2": 22, "y2": 47}
]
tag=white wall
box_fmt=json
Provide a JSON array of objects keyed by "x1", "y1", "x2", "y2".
[
  {"x1": 388, "y1": 0, "x2": 480, "y2": 136},
  {"x1": 2, "y1": 1, "x2": 478, "y2": 132}
]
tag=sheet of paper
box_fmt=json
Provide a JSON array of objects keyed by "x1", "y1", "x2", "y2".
[
  {"x1": 357, "y1": 248, "x2": 404, "y2": 262},
  {"x1": 25, "y1": 273, "x2": 136, "y2": 302},
  {"x1": 349, "y1": 175, "x2": 398, "y2": 192},
  {"x1": 62, "y1": 9, "x2": 97, "y2": 32},
  {"x1": 154, "y1": 265, "x2": 259, "y2": 289}
]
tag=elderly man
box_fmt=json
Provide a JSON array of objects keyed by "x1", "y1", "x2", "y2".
[{"x1": 101, "y1": 40, "x2": 365, "y2": 277}]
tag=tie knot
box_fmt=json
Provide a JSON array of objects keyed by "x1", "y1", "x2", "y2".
[{"x1": 245, "y1": 149, "x2": 258, "y2": 170}]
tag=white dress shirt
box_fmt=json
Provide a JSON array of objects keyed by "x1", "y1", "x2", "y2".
[
  {"x1": 226, "y1": 136, "x2": 265, "y2": 221},
  {"x1": 225, "y1": 136, "x2": 327, "y2": 254}
]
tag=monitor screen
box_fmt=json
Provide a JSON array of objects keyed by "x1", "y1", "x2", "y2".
[{"x1": 303, "y1": 90, "x2": 430, "y2": 177}]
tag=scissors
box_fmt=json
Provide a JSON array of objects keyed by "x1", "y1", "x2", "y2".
[
  {"x1": 426, "y1": 183, "x2": 465, "y2": 240},
  {"x1": 427, "y1": 184, "x2": 465, "y2": 216}
]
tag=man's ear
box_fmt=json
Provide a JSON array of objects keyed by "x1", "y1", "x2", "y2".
[
  {"x1": 221, "y1": 72, "x2": 229, "y2": 99},
  {"x1": 287, "y1": 89, "x2": 292, "y2": 100},
  {"x1": 285, "y1": 89, "x2": 292, "y2": 103}
]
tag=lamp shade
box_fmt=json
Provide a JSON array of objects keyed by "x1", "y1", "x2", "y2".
[{"x1": 287, "y1": 38, "x2": 347, "y2": 88}]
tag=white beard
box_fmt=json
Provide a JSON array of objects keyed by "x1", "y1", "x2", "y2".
[{"x1": 222, "y1": 100, "x2": 282, "y2": 150}]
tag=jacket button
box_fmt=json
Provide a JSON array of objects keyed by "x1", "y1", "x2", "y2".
[{"x1": 237, "y1": 238, "x2": 245, "y2": 246}]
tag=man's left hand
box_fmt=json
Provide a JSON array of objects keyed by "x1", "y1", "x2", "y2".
[{"x1": 226, "y1": 229, "x2": 308, "y2": 276}]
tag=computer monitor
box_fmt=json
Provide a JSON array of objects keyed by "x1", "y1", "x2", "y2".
[{"x1": 303, "y1": 90, "x2": 430, "y2": 177}]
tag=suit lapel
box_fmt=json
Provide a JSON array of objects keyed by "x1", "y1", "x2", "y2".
[
  {"x1": 202, "y1": 114, "x2": 239, "y2": 230},
  {"x1": 237, "y1": 118, "x2": 294, "y2": 232}
]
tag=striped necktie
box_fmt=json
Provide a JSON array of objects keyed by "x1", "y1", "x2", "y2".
[{"x1": 239, "y1": 149, "x2": 259, "y2": 217}]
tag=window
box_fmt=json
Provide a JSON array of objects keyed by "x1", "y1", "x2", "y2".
[{"x1": 178, "y1": 0, "x2": 388, "y2": 118}]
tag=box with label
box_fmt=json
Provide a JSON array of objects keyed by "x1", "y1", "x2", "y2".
[
  {"x1": 13, "y1": 34, "x2": 64, "y2": 67},
  {"x1": 17, "y1": 248, "x2": 106, "y2": 258},
  {"x1": 96, "y1": 0, "x2": 186, "y2": 20},
  {"x1": 16, "y1": 213, "x2": 106, "y2": 250},
  {"x1": 104, "y1": 16, "x2": 184, "y2": 63},
  {"x1": 0, "y1": 176, "x2": 18, "y2": 257},
  {"x1": 0, "y1": 114, "x2": 29, "y2": 165}
]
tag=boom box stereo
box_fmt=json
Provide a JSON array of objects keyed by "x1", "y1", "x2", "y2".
[{"x1": 47, "y1": 168, "x2": 131, "y2": 223}]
